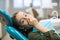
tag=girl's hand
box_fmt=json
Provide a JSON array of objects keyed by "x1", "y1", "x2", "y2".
[{"x1": 24, "y1": 15, "x2": 38, "y2": 26}]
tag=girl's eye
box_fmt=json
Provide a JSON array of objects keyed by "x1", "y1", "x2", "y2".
[
  {"x1": 25, "y1": 15, "x2": 27, "y2": 17},
  {"x1": 21, "y1": 20, "x2": 24, "y2": 24}
]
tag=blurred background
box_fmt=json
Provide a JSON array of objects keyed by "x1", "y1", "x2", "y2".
[
  {"x1": 0, "y1": 0, "x2": 60, "y2": 18},
  {"x1": 0, "y1": 0, "x2": 60, "y2": 40}
]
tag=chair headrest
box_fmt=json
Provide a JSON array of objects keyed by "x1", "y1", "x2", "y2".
[{"x1": 0, "y1": 9, "x2": 13, "y2": 26}]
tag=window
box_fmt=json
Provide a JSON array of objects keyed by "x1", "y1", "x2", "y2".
[
  {"x1": 42, "y1": 0, "x2": 53, "y2": 8},
  {"x1": 24, "y1": 0, "x2": 32, "y2": 7},
  {"x1": 33, "y1": 0, "x2": 41, "y2": 8},
  {"x1": 13, "y1": 0, "x2": 52, "y2": 8},
  {"x1": 13, "y1": 0, "x2": 23, "y2": 8}
]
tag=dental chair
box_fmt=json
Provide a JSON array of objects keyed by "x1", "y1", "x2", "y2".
[{"x1": 0, "y1": 9, "x2": 28, "y2": 40}]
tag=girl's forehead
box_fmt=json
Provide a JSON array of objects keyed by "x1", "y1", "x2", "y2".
[
  {"x1": 18, "y1": 11, "x2": 24, "y2": 15},
  {"x1": 18, "y1": 11, "x2": 27, "y2": 15},
  {"x1": 16, "y1": 11, "x2": 26, "y2": 21}
]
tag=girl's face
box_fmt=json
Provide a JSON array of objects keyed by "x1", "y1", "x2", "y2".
[{"x1": 16, "y1": 11, "x2": 33, "y2": 27}]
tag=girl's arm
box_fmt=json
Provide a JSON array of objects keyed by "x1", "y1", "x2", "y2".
[{"x1": 31, "y1": 19, "x2": 50, "y2": 33}]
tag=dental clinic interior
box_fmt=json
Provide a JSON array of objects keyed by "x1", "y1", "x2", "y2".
[{"x1": 0, "y1": 0, "x2": 60, "y2": 40}]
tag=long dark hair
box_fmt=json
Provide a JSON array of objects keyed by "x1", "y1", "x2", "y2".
[{"x1": 12, "y1": 12, "x2": 33, "y2": 37}]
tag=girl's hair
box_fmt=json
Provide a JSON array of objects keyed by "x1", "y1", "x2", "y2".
[{"x1": 12, "y1": 12, "x2": 33, "y2": 37}]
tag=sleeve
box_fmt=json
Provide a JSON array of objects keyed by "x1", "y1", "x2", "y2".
[
  {"x1": 28, "y1": 31, "x2": 44, "y2": 40},
  {"x1": 44, "y1": 30, "x2": 60, "y2": 40},
  {"x1": 28, "y1": 30, "x2": 60, "y2": 40}
]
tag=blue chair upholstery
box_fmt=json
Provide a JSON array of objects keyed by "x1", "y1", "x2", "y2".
[
  {"x1": 0, "y1": 9, "x2": 12, "y2": 26},
  {"x1": 0, "y1": 9, "x2": 29, "y2": 40},
  {"x1": 6, "y1": 26, "x2": 28, "y2": 40}
]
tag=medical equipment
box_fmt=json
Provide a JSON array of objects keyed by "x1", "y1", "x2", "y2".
[{"x1": 51, "y1": 10, "x2": 58, "y2": 19}]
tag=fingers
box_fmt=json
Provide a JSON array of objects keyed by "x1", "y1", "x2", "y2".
[{"x1": 23, "y1": 15, "x2": 38, "y2": 25}]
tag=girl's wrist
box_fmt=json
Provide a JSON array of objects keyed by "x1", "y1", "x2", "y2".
[{"x1": 32, "y1": 20, "x2": 39, "y2": 26}]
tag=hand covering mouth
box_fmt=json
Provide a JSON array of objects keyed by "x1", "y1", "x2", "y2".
[{"x1": 26, "y1": 18, "x2": 33, "y2": 26}]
